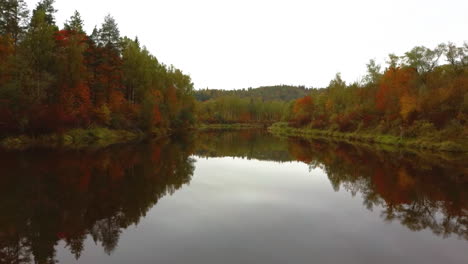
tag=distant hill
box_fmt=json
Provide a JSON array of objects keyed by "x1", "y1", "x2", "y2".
[{"x1": 194, "y1": 85, "x2": 312, "y2": 102}]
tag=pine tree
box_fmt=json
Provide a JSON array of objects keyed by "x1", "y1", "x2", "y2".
[
  {"x1": 21, "y1": 9, "x2": 57, "y2": 106},
  {"x1": 64, "y1": 10, "x2": 85, "y2": 33},
  {"x1": 0, "y1": 0, "x2": 29, "y2": 46},
  {"x1": 32, "y1": 0, "x2": 56, "y2": 26},
  {"x1": 99, "y1": 14, "x2": 120, "y2": 49}
]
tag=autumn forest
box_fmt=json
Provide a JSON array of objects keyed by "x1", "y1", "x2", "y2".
[
  {"x1": 0, "y1": 0, "x2": 196, "y2": 137},
  {"x1": 0, "y1": 0, "x2": 467, "y2": 149},
  {"x1": 1, "y1": 0, "x2": 467, "y2": 263},
  {"x1": 196, "y1": 45, "x2": 467, "y2": 151}
]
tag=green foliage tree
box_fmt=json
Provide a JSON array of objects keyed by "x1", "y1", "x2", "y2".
[
  {"x1": 363, "y1": 59, "x2": 382, "y2": 85},
  {"x1": 32, "y1": 0, "x2": 57, "y2": 26},
  {"x1": 403, "y1": 44, "x2": 446, "y2": 74},
  {"x1": 21, "y1": 8, "x2": 57, "y2": 105},
  {"x1": 64, "y1": 10, "x2": 84, "y2": 33},
  {"x1": 0, "y1": 0, "x2": 29, "y2": 46},
  {"x1": 98, "y1": 14, "x2": 120, "y2": 49}
]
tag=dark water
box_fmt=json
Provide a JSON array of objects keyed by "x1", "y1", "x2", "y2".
[{"x1": 0, "y1": 130, "x2": 467, "y2": 264}]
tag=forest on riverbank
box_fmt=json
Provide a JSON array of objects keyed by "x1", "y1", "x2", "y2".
[
  {"x1": 283, "y1": 44, "x2": 467, "y2": 134},
  {"x1": 0, "y1": 0, "x2": 196, "y2": 139},
  {"x1": 196, "y1": 43, "x2": 467, "y2": 151},
  {"x1": 1, "y1": 1, "x2": 466, "y2": 152},
  {"x1": 274, "y1": 43, "x2": 468, "y2": 151}
]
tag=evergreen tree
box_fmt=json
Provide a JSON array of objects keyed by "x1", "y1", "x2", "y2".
[
  {"x1": 89, "y1": 26, "x2": 98, "y2": 42},
  {"x1": 99, "y1": 14, "x2": 120, "y2": 49},
  {"x1": 21, "y1": 9, "x2": 57, "y2": 106},
  {"x1": 32, "y1": 0, "x2": 56, "y2": 26},
  {"x1": 0, "y1": 0, "x2": 29, "y2": 46},
  {"x1": 64, "y1": 10, "x2": 84, "y2": 33}
]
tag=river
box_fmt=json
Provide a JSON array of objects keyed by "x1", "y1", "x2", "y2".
[{"x1": 0, "y1": 129, "x2": 466, "y2": 263}]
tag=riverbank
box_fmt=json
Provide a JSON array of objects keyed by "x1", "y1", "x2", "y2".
[
  {"x1": 198, "y1": 123, "x2": 267, "y2": 130},
  {"x1": 0, "y1": 127, "x2": 172, "y2": 150},
  {"x1": 0, "y1": 123, "x2": 265, "y2": 150},
  {"x1": 268, "y1": 122, "x2": 467, "y2": 152}
]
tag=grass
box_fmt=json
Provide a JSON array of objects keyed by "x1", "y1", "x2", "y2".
[
  {"x1": 0, "y1": 127, "x2": 152, "y2": 150},
  {"x1": 198, "y1": 123, "x2": 266, "y2": 130},
  {"x1": 268, "y1": 122, "x2": 467, "y2": 152}
]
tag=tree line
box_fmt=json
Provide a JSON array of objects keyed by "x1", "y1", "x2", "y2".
[
  {"x1": 1, "y1": 1, "x2": 465, "y2": 139},
  {"x1": 0, "y1": 0, "x2": 196, "y2": 136},
  {"x1": 196, "y1": 43, "x2": 467, "y2": 132},
  {"x1": 196, "y1": 96, "x2": 287, "y2": 124},
  {"x1": 285, "y1": 43, "x2": 467, "y2": 140}
]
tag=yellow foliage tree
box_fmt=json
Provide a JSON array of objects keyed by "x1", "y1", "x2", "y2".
[{"x1": 399, "y1": 94, "x2": 418, "y2": 121}]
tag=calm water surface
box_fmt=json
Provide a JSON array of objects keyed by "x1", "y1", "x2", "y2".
[{"x1": 1, "y1": 130, "x2": 467, "y2": 263}]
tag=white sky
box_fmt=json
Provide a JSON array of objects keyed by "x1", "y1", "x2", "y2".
[{"x1": 25, "y1": 0, "x2": 468, "y2": 90}]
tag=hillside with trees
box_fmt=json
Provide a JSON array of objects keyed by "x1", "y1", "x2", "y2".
[
  {"x1": 196, "y1": 96, "x2": 288, "y2": 124},
  {"x1": 195, "y1": 85, "x2": 311, "y2": 124},
  {"x1": 194, "y1": 85, "x2": 311, "y2": 102},
  {"x1": 0, "y1": 0, "x2": 195, "y2": 138}
]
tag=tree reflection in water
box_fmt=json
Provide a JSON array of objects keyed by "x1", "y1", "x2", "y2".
[
  {"x1": 0, "y1": 130, "x2": 466, "y2": 263},
  {"x1": 287, "y1": 138, "x2": 468, "y2": 241},
  {"x1": 196, "y1": 130, "x2": 468, "y2": 240},
  {"x1": 0, "y1": 136, "x2": 195, "y2": 264}
]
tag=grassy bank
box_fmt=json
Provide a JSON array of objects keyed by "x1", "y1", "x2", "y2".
[
  {"x1": 0, "y1": 127, "x2": 172, "y2": 150},
  {"x1": 268, "y1": 122, "x2": 467, "y2": 152},
  {"x1": 198, "y1": 123, "x2": 267, "y2": 130}
]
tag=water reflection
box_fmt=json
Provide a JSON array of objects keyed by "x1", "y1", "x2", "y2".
[
  {"x1": 0, "y1": 129, "x2": 467, "y2": 263},
  {"x1": 0, "y1": 137, "x2": 195, "y2": 263},
  {"x1": 287, "y1": 138, "x2": 468, "y2": 240},
  {"x1": 197, "y1": 130, "x2": 467, "y2": 240},
  {"x1": 195, "y1": 129, "x2": 293, "y2": 162}
]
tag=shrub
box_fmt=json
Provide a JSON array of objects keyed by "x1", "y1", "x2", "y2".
[{"x1": 406, "y1": 120, "x2": 437, "y2": 138}]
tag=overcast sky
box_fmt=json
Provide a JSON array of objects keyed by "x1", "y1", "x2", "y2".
[{"x1": 25, "y1": 0, "x2": 468, "y2": 90}]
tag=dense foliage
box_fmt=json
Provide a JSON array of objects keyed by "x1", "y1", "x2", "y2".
[
  {"x1": 0, "y1": 0, "x2": 195, "y2": 136},
  {"x1": 284, "y1": 43, "x2": 467, "y2": 141}
]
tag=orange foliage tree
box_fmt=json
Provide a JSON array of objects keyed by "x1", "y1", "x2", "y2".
[
  {"x1": 291, "y1": 96, "x2": 314, "y2": 126},
  {"x1": 376, "y1": 67, "x2": 418, "y2": 120}
]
